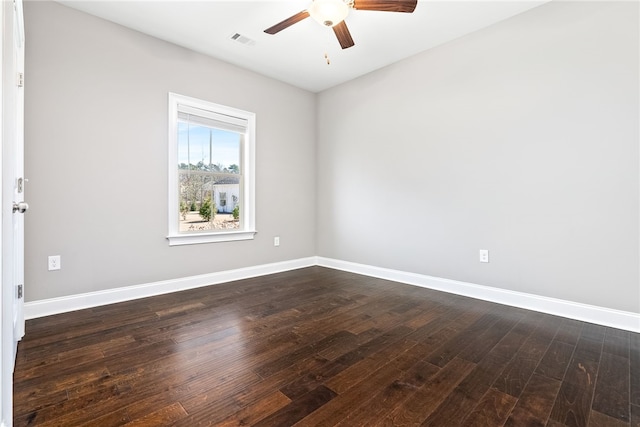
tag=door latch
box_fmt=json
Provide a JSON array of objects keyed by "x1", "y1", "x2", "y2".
[
  {"x1": 17, "y1": 284, "x2": 23, "y2": 299},
  {"x1": 13, "y1": 201, "x2": 28, "y2": 214}
]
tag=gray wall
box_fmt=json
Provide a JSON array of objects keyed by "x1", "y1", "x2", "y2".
[
  {"x1": 24, "y1": 1, "x2": 317, "y2": 301},
  {"x1": 24, "y1": 1, "x2": 639, "y2": 315},
  {"x1": 316, "y1": 1, "x2": 639, "y2": 312}
]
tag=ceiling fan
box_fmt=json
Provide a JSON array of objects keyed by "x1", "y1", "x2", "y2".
[{"x1": 264, "y1": 0, "x2": 418, "y2": 50}]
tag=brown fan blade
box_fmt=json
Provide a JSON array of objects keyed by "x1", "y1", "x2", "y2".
[
  {"x1": 333, "y1": 21, "x2": 355, "y2": 49},
  {"x1": 353, "y1": 0, "x2": 417, "y2": 13},
  {"x1": 264, "y1": 10, "x2": 310, "y2": 35}
]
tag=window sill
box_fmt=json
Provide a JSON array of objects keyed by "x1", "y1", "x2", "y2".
[{"x1": 167, "y1": 230, "x2": 256, "y2": 246}]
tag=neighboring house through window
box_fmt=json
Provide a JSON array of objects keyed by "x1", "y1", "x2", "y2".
[{"x1": 167, "y1": 93, "x2": 255, "y2": 245}]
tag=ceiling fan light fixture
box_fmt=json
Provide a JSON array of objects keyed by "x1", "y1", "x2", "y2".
[{"x1": 308, "y1": 0, "x2": 349, "y2": 27}]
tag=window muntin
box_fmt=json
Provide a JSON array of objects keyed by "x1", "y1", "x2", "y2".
[{"x1": 168, "y1": 93, "x2": 255, "y2": 245}]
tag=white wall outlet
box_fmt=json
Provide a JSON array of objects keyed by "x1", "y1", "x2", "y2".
[
  {"x1": 48, "y1": 255, "x2": 61, "y2": 271},
  {"x1": 274, "y1": 236, "x2": 280, "y2": 247},
  {"x1": 479, "y1": 249, "x2": 489, "y2": 263}
]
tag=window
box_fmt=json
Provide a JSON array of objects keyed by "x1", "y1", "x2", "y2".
[{"x1": 167, "y1": 93, "x2": 255, "y2": 245}]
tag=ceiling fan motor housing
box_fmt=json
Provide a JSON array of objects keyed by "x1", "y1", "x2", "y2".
[{"x1": 309, "y1": 0, "x2": 350, "y2": 28}]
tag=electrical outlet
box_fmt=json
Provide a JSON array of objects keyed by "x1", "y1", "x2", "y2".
[
  {"x1": 48, "y1": 255, "x2": 61, "y2": 271},
  {"x1": 479, "y1": 250, "x2": 489, "y2": 263},
  {"x1": 274, "y1": 236, "x2": 280, "y2": 247}
]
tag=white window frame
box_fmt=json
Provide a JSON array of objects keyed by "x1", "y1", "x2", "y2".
[{"x1": 167, "y1": 92, "x2": 256, "y2": 246}]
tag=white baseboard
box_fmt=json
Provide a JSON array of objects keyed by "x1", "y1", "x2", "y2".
[
  {"x1": 24, "y1": 257, "x2": 317, "y2": 320},
  {"x1": 25, "y1": 256, "x2": 640, "y2": 333},
  {"x1": 316, "y1": 257, "x2": 640, "y2": 333}
]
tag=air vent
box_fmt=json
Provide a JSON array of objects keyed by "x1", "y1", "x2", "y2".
[{"x1": 230, "y1": 33, "x2": 256, "y2": 47}]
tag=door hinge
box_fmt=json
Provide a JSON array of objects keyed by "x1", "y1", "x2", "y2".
[
  {"x1": 17, "y1": 284, "x2": 23, "y2": 299},
  {"x1": 17, "y1": 72, "x2": 24, "y2": 87}
]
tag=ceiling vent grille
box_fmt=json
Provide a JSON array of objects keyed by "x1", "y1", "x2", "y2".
[{"x1": 230, "y1": 33, "x2": 256, "y2": 47}]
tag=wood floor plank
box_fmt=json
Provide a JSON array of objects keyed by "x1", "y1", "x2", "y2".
[
  {"x1": 550, "y1": 318, "x2": 584, "y2": 346},
  {"x1": 504, "y1": 373, "x2": 561, "y2": 427},
  {"x1": 535, "y1": 339, "x2": 576, "y2": 381},
  {"x1": 212, "y1": 391, "x2": 291, "y2": 427},
  {"x1": 16, "y1": 348, "x2": 105, "y2": 384},
  {"x1": 377, "y1": 357, "x2": 476, "y2": 426},
  {"x1": 76, "y1": 408, "x2": 131, "y2": 426},
  {"x1": 418, "y1": 326, "x2": 531, "y2": 427},
  {"x1": 425, "y1": 311, "x2": 501, "y2": 367},
  {"x1": 566, "y1": 326, "x2": 604, "y2": 381},
  {"x1": 631, "y1": 404, "x2": 640, "y2": 427},
  {"x1": 316, "y1": 325, "x2": 380, "y2": 361},
  {"x1": 603, "y1": 327, "x2": 630, "y2": 359},
  {"x1": 178, "y1": 354, "x2": 326, "y2": 421},
  {"x1": 548, "y1": 325, "x2": 605, "y2": 427},
  {"x1": 230, "y1": 353, "x2": 329, "y2": 409},
  {"x1": 492, "y1": 324, "x2": 557, "y2": 398},
  {"x1": 457, "y1": 313, "x2": 524, "y2": 363},
  {"x1": 549, "y1": 380, "x2": 595, "y2": 427},
  {"x1": 460, "y1": 388, "x2": 517, "y2": 427},
  {"x1": 12, "y1": 388, "x2": 69, "y2": 423},
  {"x1": 292, "y1": 362, "x2": 405, "y2": 427},
  {"x1": 324, "y1": 337, "x2": 418, "y2": 394},
  {"x1": 448, "y1": 314, "x2": 539, "y2": 413},
  {"x1": 18, "y1": 344, "x2": 262, "y2": 426},
  {"x1": 12, "y1": 267, "x2": 638, "y2": 426},
  {"x1": 180, "y1": 371, "x2": 304, "y2": 426},
  {"x1": 123, "y1": 402, "x2": 188, "y2": 426},
  {"x1": 255, "y1": 330, "x2": 355, "y2": 378},
  {"x1": 280, "y1": 325, "x2": 414, "y2": 401},
  {"x1": 251, "y1": 385, "x2": 337, "y2": 427},
  {"x1": 14, "y1": 361, "x2": 111, "y2": 411},
  {"x1": 15, "y1": 382, "x2": 125, "y2": 427},
  {"x1": 332, "y1": 360, "x2": 440, "y2": 426},
  {"x1": 403, "y1": 303, "x2": 446, "y2": 329},
  {"x1": 631, "y1": 333, "x2": 640, "y2": 406},
  {"x1": 420, "y1": 387, "x2": 478, "y2": 426},
  {"x1": 588, "y1": 410, "x2": 630, "y2": 427},
  {"x1": 581, "y1": 323, "x2": 607, "y2": 342},
  {"x1": 591, "y1": 351, "x2": 630, "y2": 422}
]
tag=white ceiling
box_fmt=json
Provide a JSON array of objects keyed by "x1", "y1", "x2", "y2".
[{"x1": 56, "y1": 0, "x2": 549, "y2": 93}]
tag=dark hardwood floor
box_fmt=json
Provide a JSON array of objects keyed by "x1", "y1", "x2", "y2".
[{"x1": 13, "y1": 266, "x2": 639, "y2": 426}]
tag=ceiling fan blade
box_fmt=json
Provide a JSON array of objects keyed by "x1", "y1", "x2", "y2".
[
  {"x1": 333, "y1": 21, "x2": 355, "y2": 49},
  {"x1": 352, "y1": 0, "x2": 417, "y2": 13},
  {"x1": 264, "y1": 10, "x2": 310, "y2": 35}
]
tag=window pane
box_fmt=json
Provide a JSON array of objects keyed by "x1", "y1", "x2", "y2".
[
  {"x1": 177, "y1": 121, "x2": 241, "y2": 173},
  {"x1": 178, "y1": 172, "x2": 241, "y2": 232},
  {"x1": 169, "y1": 92, "x2": 255, "y2": 245},
  {"x1": 177, "y1": 115, "x2": 242, "y2": 233},
  {"x1": 177, "y1": 122, "x2": 190, "y2": 168},
  {"x1": 178, "y1": 122, "x2": 242, "y2": 233},
  {"x1": 212, "y1": 129, "x2": 241, "y2": 173},
  {"x1": 189, "y1": 125, "x2": 212, "y2": 169}
]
